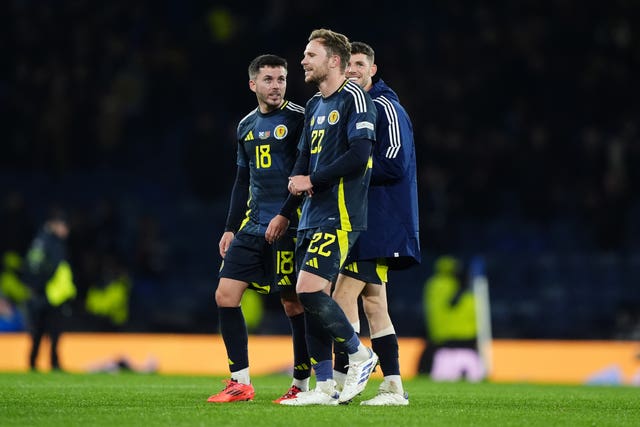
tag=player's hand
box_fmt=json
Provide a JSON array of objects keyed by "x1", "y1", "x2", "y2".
[
  {"x1": 265, "y1": 215, "x2": 289, "y2": 244},
  {"x1": 288, "y1": 175, "x2": 313, "y2": 197},
  {"x1": 219, "y1": 231, "x2": 234, "y2": 258}
]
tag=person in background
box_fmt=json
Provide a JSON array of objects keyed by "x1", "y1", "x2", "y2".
[
  {"x1": 23, "y1": 207, "x2": 76, "y2": 371},
  {"x1": 421, "y1": 256, "x2": 485, "y2": 382},
  {"x1": 332, "y1": 41, "x2": 421, "y2": 405},
  {"x1": 0, "y1": 252, "x2": 30, "y2": 332},
  {"x1": 0, "y1": 191, "x2": 35, "y2": 333},
  {"x1": 85, "y1": 254, "x2": 132, "y2": 329}
]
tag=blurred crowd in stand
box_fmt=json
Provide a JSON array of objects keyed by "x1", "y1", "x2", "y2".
[{"x1": 1, "y1": 0, "x2": 639, "y2": 338}]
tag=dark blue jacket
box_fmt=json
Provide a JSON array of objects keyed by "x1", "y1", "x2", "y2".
[{"x1": 348, "y1": 78, "x2": 421, "y2": 269}]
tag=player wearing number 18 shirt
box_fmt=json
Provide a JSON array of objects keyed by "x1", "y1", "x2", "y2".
[{"x1": 207, "y1": 54, "x2": 311, "y2": 404}]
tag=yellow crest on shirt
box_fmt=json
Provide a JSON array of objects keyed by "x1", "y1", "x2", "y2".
[
  {"x1": 328, "y1": 110, "x2": 340, "y2": 125},
  {"x1": 274, "y1": 124, "x2": 288, "y2": 140}
]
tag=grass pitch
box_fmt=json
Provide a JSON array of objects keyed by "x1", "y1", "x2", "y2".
[{"x1": 0, "y1": 372, "x2": 638, "y2": 426}]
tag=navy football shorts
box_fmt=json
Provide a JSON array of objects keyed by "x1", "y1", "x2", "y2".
[
  {"x1": 340, "y1": 258, "x2": 388, "y2": 285},
  {"x1": 296, "y1": 227, "x2": 360, "y2": 283},
  {"x1": 219, "y1": 230, "x2": 296, "y2": 294}
]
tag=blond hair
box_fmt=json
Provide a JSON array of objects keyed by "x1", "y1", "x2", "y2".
[{"x1": 308, "y1": 28, "x2": 351, "y2": 73}]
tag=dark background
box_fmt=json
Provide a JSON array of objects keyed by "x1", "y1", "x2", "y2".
[{"x1": 2, "y1": 0, "x2": 639, "y2": 339}]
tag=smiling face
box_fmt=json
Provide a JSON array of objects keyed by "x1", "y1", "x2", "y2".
[
  {"x1": 346, "y1": 52, "x2": 377, "y2": 91},
  {"x1": 301, "y1": 39, "x2": 333, "y2": 86},
  {"x1": 249, "y1": 65, "x2": 287, "y2": 113}
]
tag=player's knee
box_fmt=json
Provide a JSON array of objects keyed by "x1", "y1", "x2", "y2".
[
  {"x1": 214, "y1": 289, "x2": 228, "y2": 307},
  {"x1": 362, "y1": 294, "x2": 387, "y2": 317},
  {"x1": 280, "y1": 298, "x2": 304, "y2": 316},
  {"x1": 298, "y1": 291, "x2": 331, "y2": 316},
  {"x1": 215, "y1": 285, "x2": 241, "y2": 307}
]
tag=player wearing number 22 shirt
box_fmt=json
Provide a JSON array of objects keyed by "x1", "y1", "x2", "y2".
[{"x1": 295, "y1": 79, "x2": 377, "y2": 236}]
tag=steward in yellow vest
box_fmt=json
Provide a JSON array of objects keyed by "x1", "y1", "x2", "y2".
[
  {"x1": 23, "y1": 209, "x2": 76, "y2": 371},
  {"x1": 419, "y1": 256, "x2": 484, "y2": 381},
  {"x1": 86, "y1": 269, "x2": 131, "y2": 327}
]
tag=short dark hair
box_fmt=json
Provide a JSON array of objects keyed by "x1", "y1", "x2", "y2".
[
  {"x1": 351, "y1": 41, "x2": 375, "y2": 63},
  {"x1": 47, "y1": 205, "x2": 68, "y2": 224},
  {"x1": 248, "y1": 54, "x2": 288, "y2": 80},
  {"x1": 309, "y1": 28, "x2": 351, "y2": 72}
]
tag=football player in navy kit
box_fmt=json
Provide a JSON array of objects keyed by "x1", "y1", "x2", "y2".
[
  {"x1": 280, "y1": 29, "x2": 378, "y2": 406},
  {"x1": 207, "y1": 54, "x2": 310, "y2": 403}
]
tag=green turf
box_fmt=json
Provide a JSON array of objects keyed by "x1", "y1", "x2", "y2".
[{"x1": 0, "y1": 372, "x2": 638, "y2": 426}]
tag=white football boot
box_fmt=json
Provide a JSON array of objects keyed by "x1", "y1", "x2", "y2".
[
  {"x1": 338, "y1": 348, "x2": 378, "y2": 403},
  {"x1": 360, "y1": 380, "x2": 409, "y2": 406},
  {"x1": 279, "y1": 380, "x2": 339, "y2": 406}
]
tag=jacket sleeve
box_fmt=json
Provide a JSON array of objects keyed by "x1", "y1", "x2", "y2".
[{"x1": 370, "y1": 103, "x2": 411, "y2": 185}]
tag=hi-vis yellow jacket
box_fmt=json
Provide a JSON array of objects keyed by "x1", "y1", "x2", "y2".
[{"x1": 45, "y1": 260, "x2": 76, "y2": 306}]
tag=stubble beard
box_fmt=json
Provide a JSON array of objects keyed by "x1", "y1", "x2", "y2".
[{"x1": 307, "y1": 71, "x2": 328, "y2": 87}]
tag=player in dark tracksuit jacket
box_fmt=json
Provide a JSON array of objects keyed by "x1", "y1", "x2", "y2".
[
  {"x1": 333, "y1": 42, "x2": 420, "y2": 406},
  {"x1": 345, "y1": 77, "x2": 420, "y2": 267}
]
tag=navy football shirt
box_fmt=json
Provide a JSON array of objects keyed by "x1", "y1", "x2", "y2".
[
  {"x1": 298, "y1": 80, "x2": 377, "y2": 231},
  {"x1": 236, "y1": 100, "x2": 304, "y2": 235}
]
